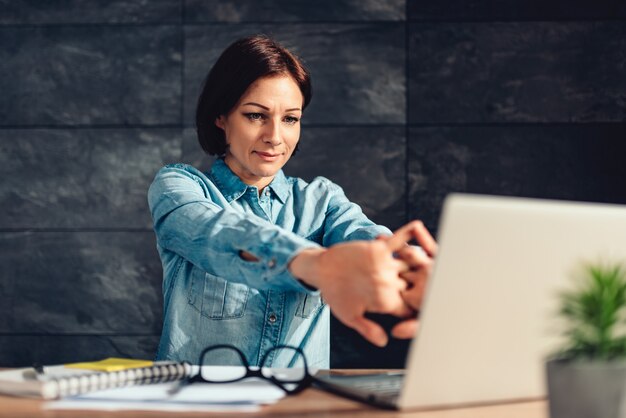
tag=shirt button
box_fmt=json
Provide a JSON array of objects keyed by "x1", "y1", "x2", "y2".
[
  {"x1": 268, "y1": 313, "x2": 277, "y2": 323},
  {"x1": 268, "y1": 258, "x2": 276, "y2": 268},
  {"x1": 264, "y1": 189, "x2": 270, "y2": 196}
]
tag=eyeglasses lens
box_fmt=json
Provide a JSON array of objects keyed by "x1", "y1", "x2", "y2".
[
  {"x1": 200, "y1": 346, "x2": 247, "y2": 382},
  {"x1": 261, "y1": 346, "x2": 307, "y2": 383}
]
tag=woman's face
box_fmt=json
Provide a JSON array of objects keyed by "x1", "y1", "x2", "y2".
[{"x1": 216, "y1": 75, "x2": 303, "y2": 191}]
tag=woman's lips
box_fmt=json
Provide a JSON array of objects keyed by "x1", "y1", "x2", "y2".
[{"x1": 254, "y1": 151, "x2": 281, "y2": 161}]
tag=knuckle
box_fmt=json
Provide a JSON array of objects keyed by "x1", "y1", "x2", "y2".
[
  {"x1": 370, "y1": 294, "x2": 387, "y2": 311},
  {"x1": 373, "y1": 290, "x2": 399, "y2": 312},
  {"x1": 410, "y1": 220, "x2": 424, "y2": 229},
  {"x1": 341, "y1": 313, "x2": 359, "y2": 328},
  {"x1": 371, "y1": 239, "x2": 387, "y2": 253},
  {"x1": 363, "y1": 241, "x2": 379, "y2": 258}
]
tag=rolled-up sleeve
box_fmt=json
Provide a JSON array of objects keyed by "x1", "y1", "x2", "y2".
[{"x1": 148, "y1": 166, "x2": 320, "y2": 293}]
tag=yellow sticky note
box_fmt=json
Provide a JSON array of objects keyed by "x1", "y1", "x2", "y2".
[{"x1": 65, "y1": 357, "x2": 154, "y2": 372}]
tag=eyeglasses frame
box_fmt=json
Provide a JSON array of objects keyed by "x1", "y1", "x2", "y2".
[{"x1": 182, "y1": 344, "x2": 312, "y2": 395}]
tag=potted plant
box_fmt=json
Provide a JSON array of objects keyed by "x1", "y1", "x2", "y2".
[{"x1": 547, "y1": 262, "x2": 626, "y2": 418}]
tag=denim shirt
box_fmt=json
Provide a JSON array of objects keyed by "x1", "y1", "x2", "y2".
[{"x1": 148, "y1": 159, "x2": 391, "y2": 368}]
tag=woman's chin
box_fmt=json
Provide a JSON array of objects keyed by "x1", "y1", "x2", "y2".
[
  {"x1": 253, "y1": 161, "x2": 285, "y2": 175},
  {"x1": 255, "y1": 169, "x2": 280, "y2": 178}
]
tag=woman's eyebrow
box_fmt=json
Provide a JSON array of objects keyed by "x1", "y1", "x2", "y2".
[
  {"x1": 242, "y1": 102, "x2": 269, "y2": 110},
  {"x1": 241, "y1": 102, "x2": 301, "y2": 112}
]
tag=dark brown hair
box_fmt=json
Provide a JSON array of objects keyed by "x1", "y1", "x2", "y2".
[{"x1": 196, "y1": 34, "x2": 312, "y2": 156}]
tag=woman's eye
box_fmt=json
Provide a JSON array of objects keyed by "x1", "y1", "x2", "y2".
[
  {"x1": 284, "y1": 116, "x2": 299, "y2": 125},
  {"x1": 245, "y1": 113, "x2": 264, "y2": 121}
]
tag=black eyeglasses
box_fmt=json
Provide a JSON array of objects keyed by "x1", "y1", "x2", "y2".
[{"x1": 170, "y1": 344, "x2": 312, "y2": 396}]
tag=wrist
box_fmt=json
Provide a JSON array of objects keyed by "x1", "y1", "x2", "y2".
[{"x1": 288, "y1": 247, "x2": 327, "y2": 289}]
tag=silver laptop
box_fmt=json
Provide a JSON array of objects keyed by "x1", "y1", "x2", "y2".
[{"x1": 314, "y1": 193, "x2": 626, "y2": 410}]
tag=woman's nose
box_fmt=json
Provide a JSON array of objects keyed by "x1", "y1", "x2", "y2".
[{"x1": 262, "y1": 120, "x2": 282, "y2": 145}]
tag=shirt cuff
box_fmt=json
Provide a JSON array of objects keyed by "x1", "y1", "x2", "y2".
[{"x1": 243, "y1": 232, "x2": 322, "y2": 294}]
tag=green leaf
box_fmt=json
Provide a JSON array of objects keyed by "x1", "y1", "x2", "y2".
[{"x1": 556, "y1": 262, "x2": 626, "y2": 360}]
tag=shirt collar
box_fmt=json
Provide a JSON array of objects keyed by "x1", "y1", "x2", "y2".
[
  {"x1": 209, "y1": 158, "x2": 290, "y2": 203},
  {"x1": 267, "y1": 169, "x2": 289, "y2": 203}
]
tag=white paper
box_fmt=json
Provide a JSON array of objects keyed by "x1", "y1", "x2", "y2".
[
  {"x1": 46, "y1": 400, "x2": 262, "y2": 413},
  {"x1": 44, "y1": 366, "x2": 288, "y2": 412}
]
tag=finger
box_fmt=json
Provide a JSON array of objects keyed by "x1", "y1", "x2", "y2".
[
  {"x1": 399, "y1": 270, "x2": 427, "y2": 285},
  {"x1": 391, "y1": 276, "x2": 410, "y2": 291},
  {"x1": 409, "y1": 222, "x2": 438, "y2": 256},
  {"x1": 386, "y1": 221, "x2": 438, "y2": 256},
  {"x1": 396, "y1": 246, "x2": 431, "y2": 269},
  {"x1": 390, "y1": 258, "x2": 412, "y2": 274},
  {"x1": 400, "y1": 264, "x2": 429, "y2": 307},
  {"x1": 374, "y1": 261, "x2": 412, "y2": 289},
  {"x1": 350, "y1": 316, "x2": 389, "y2": 347},
  {"x1": 384, "y1": 223, "x2": 416, "y2": 251},
  {"x1": 388, "y1": 302, "x2": 415, "y2": 318},
  {"x1": 391, "y1": 319, "x2": 419, "y2": 339},
  {"x1": 401, "y1": 285, "x2": 426, "y2": 310},
  {"x1": 371, "y1": 295, "x2": 415, "y2": 318}
]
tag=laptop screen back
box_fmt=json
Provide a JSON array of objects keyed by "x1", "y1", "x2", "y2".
[{"x1": 399, "y1": 194, "x2": 626, "y2": 409}]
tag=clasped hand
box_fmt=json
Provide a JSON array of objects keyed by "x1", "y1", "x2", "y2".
[{"x1": 290, "y1": 221, "x2": 437, "y2": 347}]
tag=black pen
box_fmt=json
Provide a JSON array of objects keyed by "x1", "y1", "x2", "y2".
[{"x1": 167, "y1": 378, "x2": 193, "y2": 396}]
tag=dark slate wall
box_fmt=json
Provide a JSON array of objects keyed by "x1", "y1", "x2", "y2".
[{"x1": 1, "y1": 1, "x2": 624, "y2": 368}]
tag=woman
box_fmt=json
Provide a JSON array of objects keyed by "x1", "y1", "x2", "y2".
[{"x1": 148, "y1": 35, "x2": 436, "y2": 368}]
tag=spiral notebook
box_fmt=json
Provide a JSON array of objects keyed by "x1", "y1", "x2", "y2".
[{"x1": 0, "y1": 359, "x2": 191, "y2": 400}]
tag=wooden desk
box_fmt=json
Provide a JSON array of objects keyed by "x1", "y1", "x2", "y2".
[
  {"x1": 0, "y1": 391, "x2": 548, "y2": 418},
  {"x1": 0, "y1": 370, "x2": 549, "y2": 418}
]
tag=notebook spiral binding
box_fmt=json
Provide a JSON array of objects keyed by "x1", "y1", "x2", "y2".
[{"x1": 44, "y1": 362, "x2": 192, "y2": 399}]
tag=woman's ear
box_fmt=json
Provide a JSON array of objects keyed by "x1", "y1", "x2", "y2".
[{"x1": 215, "y1": 115, "x2": 225, "y2": 130}]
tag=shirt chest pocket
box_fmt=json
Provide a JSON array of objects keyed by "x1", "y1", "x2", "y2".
[
  {"x1": 188, "y1": 269, "x2": 249, "y2": 319},
  {"x1": 295, "y1": 293, "x2": 324, "y2": 318}
]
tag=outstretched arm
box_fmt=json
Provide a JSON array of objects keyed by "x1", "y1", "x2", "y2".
[
  {"x1": 148, "y1": 165, "x2": 321, "y2": 293},
  {"x1": 288, "y1": 226, "x2": 431, "y2": 347}
]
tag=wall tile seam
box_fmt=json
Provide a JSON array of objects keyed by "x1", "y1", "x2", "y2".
[
  {"x1": 407, "y1": 17, "x2": 626, "y2": 23},
  {"x1": 2, "y1": 17, "x2": 625, "y2": 29},
  {"x1": 0, "y1": 124, "x2": 410, "y2": 129},
  {"x1": 0, "y1": 22, "x2": 184, "y2": 29},
  {"x1": 179, "y1": 0, "x2": 185, "y2": 25},
  {"x1": 0, "y1": 229, "x2": 155, "y2": 233},
  {"x1": 1, "y1": 123, "x2": 622, "y2": 131},
  {"x1": 404, "y1": 1, "x2": 410, "y2": 224},
  {"x1": 182, "y1": 20, "x2": 407, "y2": 25},
  {"x1": 0, "y1": 125, "x2": 183, "y2": 129},
  {"x1": 0, "y1": 20, "x2": 407, "y2": 29},
  {"x1": 0, "y1": 333, "x2": 162, "y2": 337},
  {"x1": 190, "y1": 124, "x2": 409, "y2": 129},
  {"x1": 180, "y1": 5, "x2": 186, "y2": 129},
  {"x1": 94, "y1": 16, "x2": 626, "y2": 25},
  {"x1": 406, "y1": 122, "x2": 626, "y2": 128}
]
